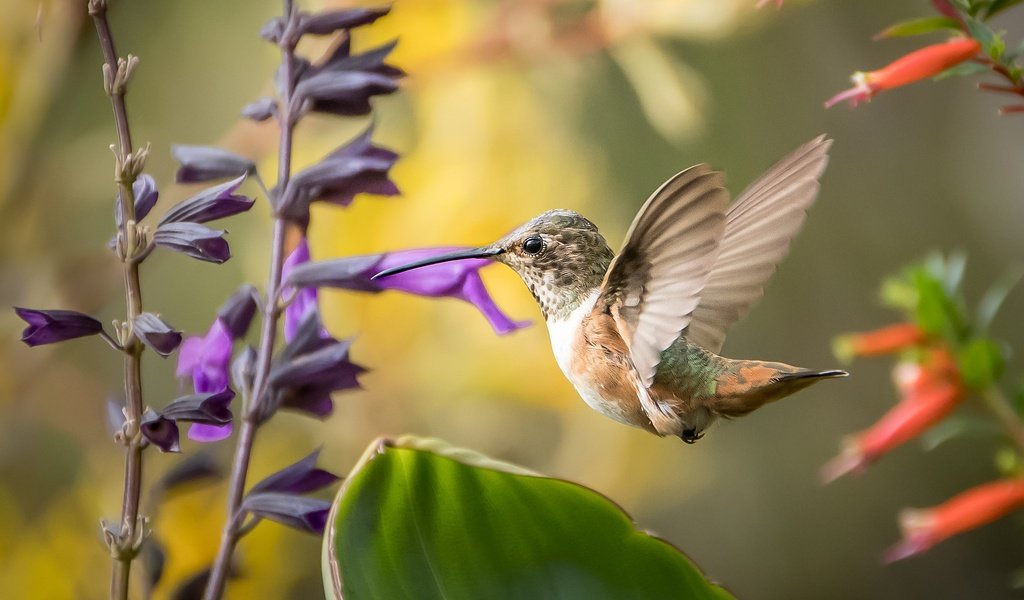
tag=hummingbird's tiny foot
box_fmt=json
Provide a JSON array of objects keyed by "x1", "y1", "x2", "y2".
[{"x1": 681, "y1": 428, "x2": 704, "y2": 444}]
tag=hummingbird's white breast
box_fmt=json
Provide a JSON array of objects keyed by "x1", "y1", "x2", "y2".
[{"x1": 545, "y1": 290, "x2": 638, "y2": 427}]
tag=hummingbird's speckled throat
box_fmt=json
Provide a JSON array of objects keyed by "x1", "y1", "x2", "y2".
[{"x1": 491, "y1": 210, "x2": 615, "y2": 322}]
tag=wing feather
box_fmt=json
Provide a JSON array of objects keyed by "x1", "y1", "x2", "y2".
[
  {"x1": 685, "y1": 136, "x2": 832, "y2": 353},
  {"x1": 596, "y1": 165, "x2": 728, "y2": 391}
]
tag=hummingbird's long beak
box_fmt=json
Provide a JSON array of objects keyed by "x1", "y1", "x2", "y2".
[{"x1": 371, "y1": 246, "x2": 504, "y2": 280}]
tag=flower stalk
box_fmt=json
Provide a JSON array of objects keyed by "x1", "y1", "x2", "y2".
[
  {"x1": 88, "y1": 1, "x2": 150, "y2": 597},
  {"x1": 204, "y1": 1, "x2": 296, "y2": 596}
]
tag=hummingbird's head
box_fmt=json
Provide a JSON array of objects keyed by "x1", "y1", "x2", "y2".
[{"x1": 373, "y1": 209, "x2": 615, "y2": 320}]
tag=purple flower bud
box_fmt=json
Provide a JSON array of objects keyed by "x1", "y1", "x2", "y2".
[
  {"x1": 140, "y1": 409, "x2": 181, "y2": 453},
  {"x1": 133, "y1": 312, "x2": 183, "y2": 357},
  {"x1": 160, "y1": 175, "x2": 254, "y2": 226},
  {"x1": 172, "y1": 145, "x2": 255, "y2": 184},
  {"x1": 298, "y1": 7, "x2": 390, "y2": 36},
  {"x1": 315, "y1": 39, "x2": 404, "y2": 80},
  {"x1": 249, "y1": 448, "x2": 339, "y2": 495},
  {"x1": 217, "y1": 285, "x2": 258, "y2": 339},
  {"x1": 242, "y1": 97, "x2": 278, "y2": 122},
  {"x1": 116, "y1": 174, "x2": 160, "y2": 228},
  {"x1": 284, "y1": 247, "x2": 530, "y2": 335},
  {"x1": 278, "y1": 126, "x2": 399, "y2": 225},
  {"x1": 295, "y1": 70, "x2": 399, "y2": 117},
  {"x1": 14, "y1": 307, "x2": 104, "y2": 346},
  {"x1": 141, "y1": 390, "x2": 235, "y2": 451},
  {"x1": 241, "y1": 492, "x2": 331, "y2": 534},
  {"x1": 161, "y1": 389, "x2": 234, "y2": 424},
  {"x1": 153, "y1": 222, "x2": 231, "y2": 264},
  {"x1": 133, "y1": 174, "x2": 160, "y2": 221},
  {"x1": 258, "y1": 314, "x2": 364, "y2": 422},
  {"x1": 260, "y1": 16, "x2": 285, "y2": 43}
]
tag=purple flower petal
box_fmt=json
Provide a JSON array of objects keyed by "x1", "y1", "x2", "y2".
[
  {"x1": 278, "y1": 126, "x2": 399, "y2": 225},
  {"x1": 140, "y1": 410, "x2": 181, "y2": 453},
  {"x1": 242, "y1": 97, "x2": 277, "y2": 122},
  {"x1": 115, "y1": 174, "x2": 160, "y2": 228},
  {"x1": 452, "y1": 270, "x2": 531, "y2": 335},
  {"x1": 241, "y1": 492, "x2": 331, "y2": 534},
  {"x1": 14, "y1": 307, "x2": 104, "y2": 346},
  {"x1": 257, "y1": 313, "x2": 364, "y2": 423},
  {"x1": 249, "y1": 448, "x2": 339, "y2": 495},
  {"x1": 160, "y1": 175, "x2": 254, "y2": 226},
  {"x1": 153, "y1": 222, "x2": 231, "y2": 264},
  {"x1": 217, "y1": 285, "x2": 258, "y2": 340},
  {"x1": 188, "y1": 422, "x2": 233, "y2": 443},
  {"x1": 133, "y1": 312, "x2": 183, "y2": 357},
  {"x1": 282, "y1": 238, "x2": 321, "y2": 342},
  {"x1": 172, "y1": 145, "x2": 255, "y2": 183},
  {"x1": 177, "y1": 319, "x2": 233, "y2": 393},
  {"x1": 298, "y1": 7, "x2": 391, "y2": 36},
  {"x1": 281, "y1": 247, "x2": 530, "y2": 335}
]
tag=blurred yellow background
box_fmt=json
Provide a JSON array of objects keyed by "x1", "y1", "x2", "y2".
[{"x1": 3, "y1": 0, "x2": 1024, "y2": 598}]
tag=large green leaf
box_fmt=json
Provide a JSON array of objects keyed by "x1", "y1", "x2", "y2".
[{"x1": 323, "y1": 436, "x2": 733, "y2": 600}]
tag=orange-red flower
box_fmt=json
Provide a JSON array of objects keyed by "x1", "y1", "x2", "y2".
[
  {"x1": 822, "y1": 350, "x2": 963, "y2": 483},
  {"x1": 833, "y1": 323, "x2": 925, "y2": 362},
  {"x1": 885, "y1": 479, "x2": 1024, "y2": 562},
  {"x1": 825, "y1": 38, "x2": 981, "y2": 108}
]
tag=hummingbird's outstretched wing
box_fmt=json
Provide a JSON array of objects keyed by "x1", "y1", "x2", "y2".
[
  {"x1": 684, "y1": 135, "x2": 832, "y2": 354},
  {"x1": 596, "y1": 164, "x2": 728, "y2": 393}
]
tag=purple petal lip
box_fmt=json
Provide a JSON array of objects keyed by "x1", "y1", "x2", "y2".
[
  {"x1": 249, "y1": 448, "x2": 340, "y2": 495},
  {"x1": 188, "y1": 422, "x2": 233, "y2": 443},
  {"x1": 370, "y1": 246, "x2": 503, "y2": 279}
]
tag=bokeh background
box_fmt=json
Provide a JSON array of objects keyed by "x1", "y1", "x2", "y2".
[{"x1": 3, "y1": 0, "x2": 1024, "y2": 598}]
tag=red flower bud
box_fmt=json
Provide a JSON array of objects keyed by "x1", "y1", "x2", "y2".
[
  {"x1": 825, "y1": 38, "x2": 981, "y2": 108},
  {"x1": 885, "y1": 479, "x2": 1024, "y2": 562},
  {"x1": 822, "y1": 381, "x2": 962, "y2": 483},
  {"x1": 833, "y1": 323, "x2": 925, "y2": 362}
]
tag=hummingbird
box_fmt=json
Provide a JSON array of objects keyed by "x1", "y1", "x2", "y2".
[{"x1": 374, "y1": 136, "x2": 847, "y2": 443}]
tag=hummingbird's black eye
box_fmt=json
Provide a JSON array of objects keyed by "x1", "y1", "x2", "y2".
[{"x1": 523, "y1": 236, "x2": 544, "y2": 255}]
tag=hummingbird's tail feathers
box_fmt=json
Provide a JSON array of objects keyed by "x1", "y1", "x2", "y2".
[{"x1": 711, "y1": 361, "x2": 847, "y2": 418}]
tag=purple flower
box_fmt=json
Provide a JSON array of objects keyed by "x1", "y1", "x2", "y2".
[
  {"x1": 140, "y1": 390, "x2": 235, "y2": 452},
  {"x1": 249, "y1": 448, "x2": 339, "y2": 495},
  {"x1": 282, "y1": 238, "x2": 320, "y2": 343},
  {"x1": 176, "y1": 287, "x2": 257, "y2": 442},
  {"x1": 133, "y1": 312, "x2": 182, "y2": 357},
  {"x1": 115, "y1": 174, "x2": 160, "y2": 227},
  {"x1": 14, "y1": 307, "x2": 104, "y2": 346},
  {"x1": 277, "y1": 127, "x2": 399, "y2": 225},
  {"x1": 153, "y1": 222, "x2": 231, "y2": 264},
  {"x1": 172, "y1": 145, "x2": 255, "y2": 184},
  {"x1": 258, "y1": 313, "x2": 365, "y2": 423},
  {"x1": 241, "y1": 492, "x2": 331, "y2": 534},
  {"x1": 285, "y1": 247, "x2": 530, "y2": 335},
  {"x1": 159, "y1": 175, "x2": 254, "y2": 226}
]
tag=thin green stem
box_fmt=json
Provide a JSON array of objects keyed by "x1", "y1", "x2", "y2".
[
  {"x1": 89, "y1": 2, "x2": 149, "y2": 598},
  {"x1": 981, "y1": 386, "x2": 1024, "y2": 455}
]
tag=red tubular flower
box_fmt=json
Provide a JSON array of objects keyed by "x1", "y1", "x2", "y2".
[
  {"x1": 825, "y1": 38, "x2": 981, "y2": 108},
  {"x1": 823, "y1": 350, "x2": 963, "y2": 484},
  {"x1": 885, "y1": 479, "x2": 1024, "y2": 562},
  {"x1": 833, "y1": 322, "x2": 925, "y2": 362}
]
